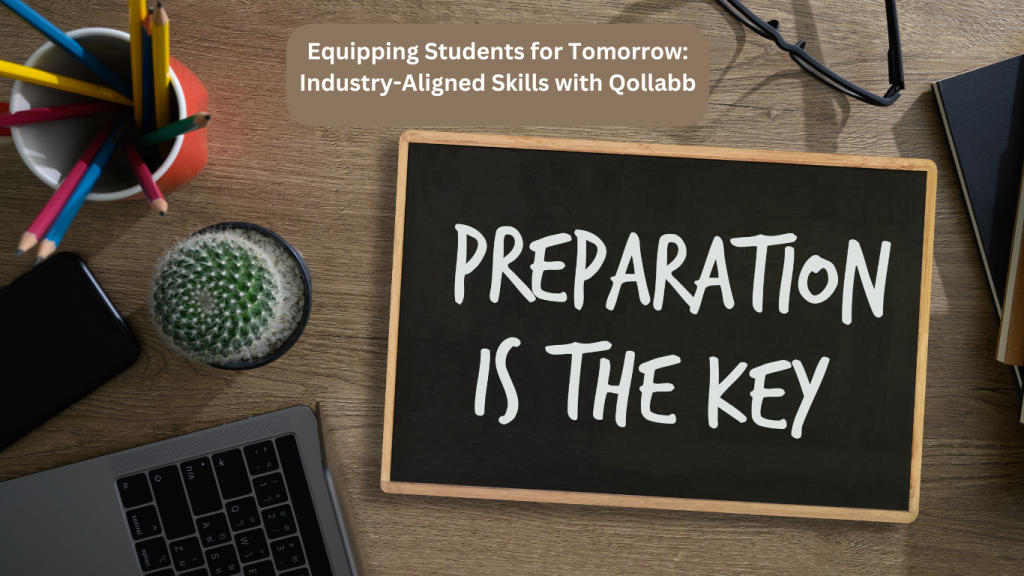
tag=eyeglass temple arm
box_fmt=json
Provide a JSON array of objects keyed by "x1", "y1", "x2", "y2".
[{"x1": 885, "y1": 0, "x2": 905, "y2": 92}]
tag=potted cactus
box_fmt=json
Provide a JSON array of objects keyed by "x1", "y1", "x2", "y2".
[{"x1": 149, "y1": 222, "x2": 312, "y2": 369}]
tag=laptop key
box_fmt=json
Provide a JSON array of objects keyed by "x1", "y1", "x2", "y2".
[
  {"x1": 135, "y1": 536, "x2": 172, "y2": 572},
  {"x1": 170, "y1": 536, "x2": 205, "y2": 571},
  {"x1": 212, "y1": 449, "x2": 252, "y2": 500},
  {"x1": 226, "y1": 497, "x2": 261, "y2": 531},
  {"x1": 197, "y1": 512, "x2": 232, "y2": 547},
  {"x1": 271, "y1": 536, "x2": 305, "y2": 571},
  {"x1": 253, "y1": 472, "x2": 288, "y2": 507},
  {"x1": 126, "y1": 505, "x2": 162, "y2": 540},
  {"x1": 206, "y1": 543, "x2": 241, "y2": 575},
  {"x1": 181, "y1": 570, "x2": 210, "y2": 576},
  {"x1": 181, "y1": 457, "x2": 223, "y2": 515},
  {"x1": 151, "y1": 570, "x2": 175, "y2": 576},
  {"x1": 149, "y1": 465, "x2": 196, "y2": 539},
  {"x1": 234, "y1": 528, "x2": 270, "y2": 562},
  {"x1": 244, "y1": 441, "x2": 280, "y2": 475},
  {"x1": 117, "y1": 473, "x2": 153, "y2": 508},
  {"x1": 281, "y1": 570, "x2": 310, "y2": 576},
  {"x1": 242, "y1": 560, "x2": 276, "y2": 576},
  {"x1": 262, "y1": 504, "x2": 296, "y2": 539}
]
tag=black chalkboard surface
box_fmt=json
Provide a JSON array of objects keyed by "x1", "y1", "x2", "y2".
[{"x1": 382, "y1": 131, "x2": 936, "y2": 523}]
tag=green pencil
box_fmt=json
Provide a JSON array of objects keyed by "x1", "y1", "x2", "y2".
[{"x1": 136, "y1": 111, "x2": 210, "y2": 148}]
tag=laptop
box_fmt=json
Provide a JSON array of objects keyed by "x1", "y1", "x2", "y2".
[{"x1": 0, "y1": 404, "x2": 362, "y2": 576}]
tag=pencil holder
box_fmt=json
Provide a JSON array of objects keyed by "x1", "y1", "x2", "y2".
[{"x1": 8, "y1": 27, "x2": 208, "y2": 201}]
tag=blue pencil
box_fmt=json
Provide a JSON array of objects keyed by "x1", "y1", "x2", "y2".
[
  {"x1": 35, "y1": 113, "x2": 131, "y2": 263},
  {"x1": 1, "y1": 0, "x2": 132, "y2": 98},
  {"x1": 141, "y1": 22, "x2": 156, "y2": 134}
]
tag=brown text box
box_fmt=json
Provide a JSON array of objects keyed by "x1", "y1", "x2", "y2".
[{"x1": 286, "y1": 24, "x2": 709, "y2": 126}]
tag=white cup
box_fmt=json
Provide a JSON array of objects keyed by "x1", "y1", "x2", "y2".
[{"x1": 9, "y1": 28, "x2": 187, "y2": 201}]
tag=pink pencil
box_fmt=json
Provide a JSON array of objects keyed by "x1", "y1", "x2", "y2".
[
  {"x1": 0, "y1": 103, "x2": 9, "y2": 136},
  {"x1": 0, "y1": 101, "x2": 126, "y2": 128},
  {"x1": 123, "y1": 134, "x2": 168, "y2": 216},
  {"x1": 16, "y1": 116, "x2": 118, "y2": 256}
]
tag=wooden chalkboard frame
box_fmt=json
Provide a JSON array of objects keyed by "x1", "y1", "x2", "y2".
[{"x1": 381, "y1": 130, "x2": 936, "y2": 523}]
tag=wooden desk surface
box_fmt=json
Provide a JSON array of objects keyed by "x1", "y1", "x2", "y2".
[{"x1": 2, "y1": 1, "x2": 1023, "y2": 573}]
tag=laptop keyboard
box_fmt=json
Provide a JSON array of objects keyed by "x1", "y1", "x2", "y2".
[{"x1": 116, "y1": 434, "x2": 332, "y2": 576}]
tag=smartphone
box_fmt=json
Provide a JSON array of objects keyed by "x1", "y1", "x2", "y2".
[{"x1": 0, "y1": 253, "x2": 139, "y2": 451}]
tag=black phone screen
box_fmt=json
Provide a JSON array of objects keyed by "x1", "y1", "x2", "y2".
[{"x1": 0, "y1": 253, "x2": 139, "y2": 452}]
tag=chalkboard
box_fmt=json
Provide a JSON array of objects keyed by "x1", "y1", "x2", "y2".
[{"x1": 382, "y1": 131, "x2": 935, "y2": 523}]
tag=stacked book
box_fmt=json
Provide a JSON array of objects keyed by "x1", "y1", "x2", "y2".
[{"x1": 933, "y1": 54, "x2": 1024, "y2": 424}]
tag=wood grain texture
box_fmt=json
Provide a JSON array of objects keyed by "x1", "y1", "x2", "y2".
[
  {"x1": 1, "y1": 0, "x2": 1023, "y2": 574},
  {"x1": 383, "y1": 131, "x2": 935, "y2": 523}
]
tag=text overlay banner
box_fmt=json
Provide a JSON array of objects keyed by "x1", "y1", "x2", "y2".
[{"x1": 286, "y1": 24, "x2": 709, "y2": 126}]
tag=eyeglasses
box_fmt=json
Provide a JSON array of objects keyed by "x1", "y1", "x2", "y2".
[{"x1": 716, "y1": 0, "x2": 905, "y2": 106}]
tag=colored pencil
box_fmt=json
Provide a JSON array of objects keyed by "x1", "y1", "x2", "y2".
[
  {"x1": 141, "y1": 11, "x2": 156, "y2": 134},
  {"x1": 129, "y1": 0, "x2": 146, "y2": 129},
  {"x1": 0, "y1": 103, "x2": 9, "y2": 136},
  {"x1": 0, "y1": 0, "x2": 131, "y2": 98},
  {"x1": 123, "y1": 134, "x2": 168, "y2": 216},
  {"x1": 137, "y1": 112, "x2": 209, "y2": 148},
  {"x1": 152, "y1": 3, "x2": 171, "y2": 131},
  {"x1": 35, "y1": 114, "x2": 131, "y2": 263},
  {"x1": 0, "y1": 101, "x2": 125, "y2": 127},
  {"x1": 16, "y1": 117, "x2": 118, "y2": 256},
  {"x1": 0, "y1": 59, "x2": 133, "y2": 106}
]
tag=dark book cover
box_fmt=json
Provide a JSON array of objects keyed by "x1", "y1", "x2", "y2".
[{"x1": 933, "y1": 55, "x2": 1024, "y2": 311}]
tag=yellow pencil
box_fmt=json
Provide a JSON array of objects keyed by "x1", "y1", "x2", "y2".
[
  {"x1": 129, "y1": 0, "x2": 146, "y2": 130},
  {"x1": 152, "y1": 2, "x2": 170, "y2": 131},
  {"x1": 0, "y1": 59, "x2": 133, "y2": 106}
]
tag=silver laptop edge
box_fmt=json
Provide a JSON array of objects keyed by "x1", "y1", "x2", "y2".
[
  {"x1": 315, "y1": 403, "x2": 365, "y2": 576},
  {"x1": 0, "y1": 405, "x2": 356, "y2": 576}
]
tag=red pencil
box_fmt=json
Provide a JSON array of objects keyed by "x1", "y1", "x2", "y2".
[
  {"x1": 0, "y1": 103, "x2": 9, "y2": 136},
  {"x1": 16, "y1": 117, "x2": 118, "y2": 256},
  {"x1": 123, "y1": 134, "x2": 168, "y2": 216},
  {"x1": 0, "y1": 101, "x2": 126, "y2": 128}
]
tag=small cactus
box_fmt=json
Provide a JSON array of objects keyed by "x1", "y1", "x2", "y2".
[{"x1": 150, "y1": 228, "x2": 305, "y2": 364}]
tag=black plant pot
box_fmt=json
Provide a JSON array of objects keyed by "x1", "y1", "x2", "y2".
[{"x1": 191, "y1": 222, "x2": 313, "y2": 370}]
